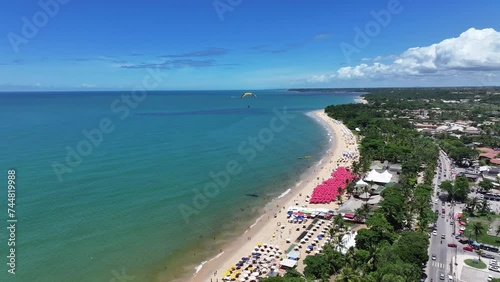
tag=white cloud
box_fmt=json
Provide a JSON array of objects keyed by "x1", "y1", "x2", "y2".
[{"x1": 310, "y1": 28, "x2": 500, "y2": 84}]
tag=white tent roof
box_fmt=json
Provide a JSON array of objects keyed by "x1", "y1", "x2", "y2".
[
  {"x1": 364, "y1": 169, "x2": 392, "y2": 184},
  {"x1": 280, "y1": 258, "x2": 297, "y2": 268},
  {"x1": 355, "y1": 179, "x2": 369, "y2": 186}
]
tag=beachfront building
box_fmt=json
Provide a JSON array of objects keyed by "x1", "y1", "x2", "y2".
[{"x1": 364, "y1": 169, "x2": 393, "y2": 185}]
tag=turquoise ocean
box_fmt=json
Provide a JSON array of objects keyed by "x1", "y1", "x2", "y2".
[{"x1": 0, "y1": 90, "x2": 355, "y2": 282}]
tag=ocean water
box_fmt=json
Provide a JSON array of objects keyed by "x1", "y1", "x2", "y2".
[{"x1": 0, "y1": 90, "x2": 355, "y2": 282}]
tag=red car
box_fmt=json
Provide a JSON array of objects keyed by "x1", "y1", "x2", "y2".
[
  {"x1": 463, "y1": 246, "x2": 473, "y2": 252},
  {"x1": 447, "y1": 243, "x2": 457, "y2": 248},
  {"x1": 442, "y1": 209, "x2": 446, "y2": 214}
]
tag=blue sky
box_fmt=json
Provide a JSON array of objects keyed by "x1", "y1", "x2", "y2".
[{"x1": 0, "y1": 0, "x2": 499, "y2": 90}]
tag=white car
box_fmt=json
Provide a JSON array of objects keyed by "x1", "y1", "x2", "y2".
[
  {"x1": 433, "y1": 230, "x2": 438, "y2": 236},
  {"x1": 491, "y1": 260, "x2": 497, "y2": 265}
]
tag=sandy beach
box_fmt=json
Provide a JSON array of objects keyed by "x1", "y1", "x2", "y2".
[
  {"x1": 191, "y1": 109, "x2": 359, "y2": 282},
  {"x1": 354, "y1": 96, "x2": 368, "y2": 104}
]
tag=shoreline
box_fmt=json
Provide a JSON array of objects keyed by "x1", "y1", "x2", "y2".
[
  {"x1": 190, "y1": 109, "x2": 358, "y2": 282},
  {"x1": 354, "y1": 96, "x2": 368, "y2": 104}
]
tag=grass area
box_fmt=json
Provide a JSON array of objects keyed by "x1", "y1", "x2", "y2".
[
  {"x1": 464, "y1": 213, "x2": 500, "y2": 246},
  {"x1": 464, "y1": 258, "x2": 487, "y2": 269}
]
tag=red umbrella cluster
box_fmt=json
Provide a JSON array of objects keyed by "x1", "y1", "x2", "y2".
[{"x1": 309, "y1": 167, "x2": 355, "y2": 204}]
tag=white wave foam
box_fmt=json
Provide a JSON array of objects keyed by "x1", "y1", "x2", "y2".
[
  {"x1": 277, "y1": 188, "x2": 291, "y2": 199},
  {"x1": 296, "y1": 181, "x2": 303, "y2": 187},
  {"x1": 249, "y1": 215, "x2": 264, "y2": 229},
  {"x1": 194, "y1": 252, "x2": 225, "y2": 274},
  {"x1": 194, "y1": 261, "x2": 207, "y2": 273}
]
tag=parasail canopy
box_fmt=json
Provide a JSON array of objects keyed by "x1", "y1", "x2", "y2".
[{"x1": 241, "y1": 92, "x2": 257, "y2": 98}]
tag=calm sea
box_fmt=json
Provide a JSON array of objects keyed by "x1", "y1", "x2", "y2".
[{"x1": 0, "y1": 90, "x2": 355, "y2": 282}]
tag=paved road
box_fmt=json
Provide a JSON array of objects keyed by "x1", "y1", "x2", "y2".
[{"x1": 427, "y1": 150, "x2": 456, "y2": 281}]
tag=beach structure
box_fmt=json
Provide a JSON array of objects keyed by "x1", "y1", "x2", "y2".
[
  {"x1": 363, "y1": 169, "x2": 392, "y2": 184},
  {"x1": 280, "y1": 258, "x2": 297, "y2": 269}
]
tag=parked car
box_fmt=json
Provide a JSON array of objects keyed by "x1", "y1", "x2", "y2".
[
  {"x1": 482, "y1": 253, "x2": 495, "y2": 259},
  {"x1": 463, "y1": 246, "x2": 473, "y2": 252},
  {"x1": 433, "y1": 230, "x2": 438, "y2": 236},
  {"x1": 442, "y1": 208, "x2": 446, "y2": 214},
  {"x1": 432, "y1": 254, "x2": 437, "y2": 260},
  {"x1": 447, "y1": 243, "x2": 457, "y2": 248},
  {"x1": 441, "y1": 234, "x2": 445, "y2": 239}
]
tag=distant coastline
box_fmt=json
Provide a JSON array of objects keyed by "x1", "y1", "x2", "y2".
[{"x1": 287, "y1": 88, "x2": 370, "y2": 95}]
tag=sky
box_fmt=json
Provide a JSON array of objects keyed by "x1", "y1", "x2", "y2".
[{"x1": 0, "y1": 0, "x2": 499, "y2": 91}]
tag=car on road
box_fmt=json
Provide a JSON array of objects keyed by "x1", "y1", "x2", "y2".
[
  {"x1": 442, "y1": 208, "x2": 446, "y2": 214},
  {"x1": 441, "y1": 234, "x2": 445, "y2": 239},
  {"x1": 442, "y1": 214, "x2": 445, "y2": 218},
  {"x1": 489, "y1": 265, "x2": 499, "y2": 272},
  {"x1": 490, "y1": 259, "x2": 497, "y2": 265},
  {"x1": 432, "y1": 254, "x2": 437, "y2": 260},
  {"x1": 482, "y1": 253, "x2": 495, "y2": 259},
  {"x1": 463, "y1": 246, "x2": 473, "y2": 252},
  {"x1": 435, "y1": 209, "x2": 439, "y2": 214},
  {"x1": 433, "y1": 230, "x2": 438, "y2": 236},
  {"x1": 440, "y1": 273, "x2": 445, "y2": 280},
  {"x1": 447, "y1": 243, "x2": 457, "y2": 248}
]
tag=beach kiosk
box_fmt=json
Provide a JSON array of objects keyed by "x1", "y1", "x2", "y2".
[
  {"x1": 287, "y1": 250, "x2": 300, "y2": 260},
  {"x1": 280, "y1": 258, "x2": 297, "y2": 269}
]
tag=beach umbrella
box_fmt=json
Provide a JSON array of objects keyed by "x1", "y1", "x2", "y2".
[
  {"x1": 308, "y1": 245, "x2": 313, "y2": 250},
  {"x1": 286, "y1": 238, "x2": 291, "y2": 243}
]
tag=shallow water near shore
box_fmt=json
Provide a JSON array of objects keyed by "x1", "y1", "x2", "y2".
[{"x1": 0, "y1": 90, "x2": 355, "y2": 282}]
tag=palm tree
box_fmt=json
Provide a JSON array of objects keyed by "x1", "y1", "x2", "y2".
[
  {"x1": 333, "y1": 214, "x2": 345, "y2": 232},
  {"x1": 364, "y1": 243, "x2": 380, "y2": 272},
  {"x1": 336, "y1": 266, "x2": 362, "y2": 282},
  {"x1": 465, "y1": 197, "x2": 479, "y2": 215},
  {"x1": 345, "y1": 182, "x2": 356, "y2": 197},
  {"x1": 363, "y1": 184, "x2": 371, "y2": 204},
  {"x1": 337, "y1": 194, "x2": 344, "y2": 206},
  {"x1": 476, "y1": 249, "x2": 484, "y2": 261},
  {"x1": 472, "y1": 222, "x2": 484, "y2": 241},
  {"x1": 356, "y1": 203, "x2": 371, "y2": 223},
  {"x1": 479, "y1": 198, "x2": 490, "y2": 215}
]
